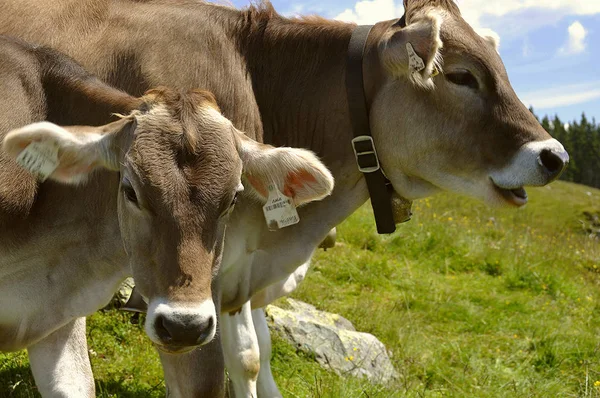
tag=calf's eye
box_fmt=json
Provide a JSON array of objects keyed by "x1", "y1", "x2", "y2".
[
  {"x1": 221, "y1": 191, "x2": 240, "y2": 218},
  {"x1": 230, "y1": 192, "x2": 239, "y2": 208},
  {"x1": 121, "y1": 178, "x2": 138, "y2": 205}
]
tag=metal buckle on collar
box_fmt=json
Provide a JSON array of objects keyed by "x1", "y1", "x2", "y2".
[{"x1": 352, "y1": 135, "x2": 380, "y2": 173}]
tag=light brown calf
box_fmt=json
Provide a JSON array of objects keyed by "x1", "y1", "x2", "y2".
[{"x1": 0, "y1": 37, "x2": 334, "y2": 397}]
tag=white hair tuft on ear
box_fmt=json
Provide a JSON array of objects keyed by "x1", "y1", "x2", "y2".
[{"x1": 476, "y1": 28, "x2": 501, "y2": 53}]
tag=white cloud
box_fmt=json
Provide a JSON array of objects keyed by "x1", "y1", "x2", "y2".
[
  {"x1": 334, "y1": 0, "x2": 599, "y2": 47},
  {"x1": 334, "y1": 0, "x2": 600, "y2": 29},
  {"x1": 521, "y1": 81, "x2": 600, "y2": 109},
  {"x1": 457, "y1": 0, "x2": 600, "y2": 31},
  {"x1": 334, "y1": 0, "x2": 403, "y2": 24},
  {"x1": 558, "y1": 21, "x2": 587, "y2": 55},
  {"x1": 522, "y1": 38, "x2": 531, "y2": 57}
]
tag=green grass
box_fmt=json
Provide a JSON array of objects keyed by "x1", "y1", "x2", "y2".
[{"x1": 2, "y1": 181, "x2": 600, "y2": 397}]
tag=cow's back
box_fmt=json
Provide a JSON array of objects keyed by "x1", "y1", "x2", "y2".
[
  {"x1": 0, "y1": 0, "x2": 265, "y2": 141},
  {"x1": 0, "y1": 33, "x2": 138, "y2": 229},
  {"x1": 0, "y1": 37, "x2": 44, "y2": 219}
]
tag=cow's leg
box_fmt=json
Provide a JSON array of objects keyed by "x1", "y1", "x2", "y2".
[
  {"x1": 252, "y1": 308, "x2": 281, "y2": 398},
  {"x1": 27, "y1": 317, "x2": 95, "y2": 398},
  {"x1": 251, "y1": 261, "x2": 310, "y2": 309},
  {"x1": 159, "y1": 334, "x2": 225, "y2": 398},
  {"x1": 222, "y1": 301, "x2": 260, "y2": 398}
]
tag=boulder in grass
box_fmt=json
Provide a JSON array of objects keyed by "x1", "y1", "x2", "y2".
[{"x1": 265, "y1": 298, "x2": 398, "y2": 384}]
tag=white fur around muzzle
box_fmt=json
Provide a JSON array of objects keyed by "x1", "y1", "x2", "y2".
[{"x1": 490, "y1": 139, "x2": 567, "y2": 189}]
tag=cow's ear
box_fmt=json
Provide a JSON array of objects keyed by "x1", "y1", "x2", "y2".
[
  {"x1": 3, "y1": 118, "x2": 133, "y2": 184},
  {"x1": 236, "y1": 133, "x2": 334, "y2": 206},
  {"x1": 379, "y1": 10, "x2": 443, "y2": 89}
]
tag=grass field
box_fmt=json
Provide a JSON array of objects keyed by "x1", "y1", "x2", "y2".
[{"x1": 2, "y1": 181, "x2": 600, "y2": 397}]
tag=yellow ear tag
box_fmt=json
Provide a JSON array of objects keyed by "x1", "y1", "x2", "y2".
[{"x1": 431, "y1": 67, "x2": 440, "y2": 78}]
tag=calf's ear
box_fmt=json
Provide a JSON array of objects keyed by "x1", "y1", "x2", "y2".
[
  {"x1": 236, "y1": 133, "x2": 334, "y2": 206},
  {"x1": 3, "y1": 118, "x2": 133, "y2": 184},
  {"x1": 379, "y1": 9, "x2": 443, "y2": 89}
]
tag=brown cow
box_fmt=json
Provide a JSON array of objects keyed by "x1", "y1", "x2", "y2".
[
  {"x1": 0, "y1": 36, "x2": 333, "y2": 397},
  {"x1": 0, "y1": 1, "x2": 569, "y2": 396}
]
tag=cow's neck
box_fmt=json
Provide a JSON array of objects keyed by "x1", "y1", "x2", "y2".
[
  {"x1": 240, "y1": 12, "x2": 396, "y2": 213},
  {"x1": 234, "y1": 12, "x2": 386, "y2": 221},
  {"x1": 220, "y1": 11, "x2": 399, "y2": 301},
  {"x1": 237, "y1": 14, "x2": 353, "y2": 151}
]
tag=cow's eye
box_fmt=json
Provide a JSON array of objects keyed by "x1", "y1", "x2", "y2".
[
  {"x1": 445, "y1": 70, "x2": 479, "y2": 90},
  {"x1": 121, "y1": 178, "x2": 138, "y2": 205}
]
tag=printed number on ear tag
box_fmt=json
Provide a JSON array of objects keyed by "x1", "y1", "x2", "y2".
[
  {"x1": 262, "y1": 184, "x2": 300, "y2": 230},
  {"x1": 16, "y1": 141, "x2": 59, "y2": 182}
]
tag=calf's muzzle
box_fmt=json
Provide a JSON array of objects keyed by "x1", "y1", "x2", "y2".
[
  {"x1": 154, "y1": 312, "x2": 215, "y2": 347},
  {"x1": 146, "y1": 299, "x2": 217, "y2": 350}
]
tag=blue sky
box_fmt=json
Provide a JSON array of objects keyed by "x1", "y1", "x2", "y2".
[{"x1": 229, "y1": 0, "x2": 600, "y2": 124}]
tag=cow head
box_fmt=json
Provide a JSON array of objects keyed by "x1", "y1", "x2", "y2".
[
  {"x1": 369, "y1": 0, "x2": 568, "y2": 206},
  {"x1": 3, "y1": 88, "x2": 333, "y2": 352}
]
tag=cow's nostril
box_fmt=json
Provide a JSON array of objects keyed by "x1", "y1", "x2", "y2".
[
  {"x1": 539, "y1": 148, "x2": 568, "y2": 178},
  {"x1": 154, "y1": 315, "x2": 173, "y2": 343}
]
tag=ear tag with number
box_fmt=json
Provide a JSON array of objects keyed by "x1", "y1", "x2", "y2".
[
  {"x1": 262, "y1": 184, "x2": 300, "y2": 230},
  {"x1": 16, "y1": 141, "x2": 59, "y2": 182},
  {"x1": 406, "y1": 43, "x2": 425, "y2": 73}
]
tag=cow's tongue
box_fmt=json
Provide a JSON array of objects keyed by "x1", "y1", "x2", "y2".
[
  {"x1": 511, "y1": 187, "x2": 528, "y2": 200},
  {"x1": 497, "y1": 185, "x2": 528, "y2": 206}
]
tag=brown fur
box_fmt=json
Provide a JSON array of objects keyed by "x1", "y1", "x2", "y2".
[
  {"x1": 404, "y1": 0, "x2": 461, "y2": 19},
  {"x1": 141, "y1": 87, "x2": 221, "y2": 154},
  {"x1": 0, "y1": 36, "x2": 141, "y2": 221}
]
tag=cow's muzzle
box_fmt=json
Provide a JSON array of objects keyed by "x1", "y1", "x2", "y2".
[
  {"x1": 538, "y1": 147, "x2": 569, "y2": 183},
  {"x1": 491, "y1": 139, "x2": 569, "y2": 187}
]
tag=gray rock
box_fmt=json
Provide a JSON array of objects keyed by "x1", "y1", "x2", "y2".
[
  {"x1": 318, "y1": 228, "x2": 337, "y2": 251},
  {"x1": 265, "y1": 298, "x2": 398, "y2": 384}
]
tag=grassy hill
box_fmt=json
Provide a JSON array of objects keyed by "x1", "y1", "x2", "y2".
[{"x1": 2, "y1": 181, "x2": 599, "y2": 397}]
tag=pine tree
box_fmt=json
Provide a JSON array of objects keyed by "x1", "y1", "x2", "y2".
[{"x1": 538, "y1": 111, "x2": 600, "y2": 188}]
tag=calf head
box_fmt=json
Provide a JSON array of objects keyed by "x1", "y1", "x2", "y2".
[
  {"x1": 369, "y1": 0, "x2": 568, "y2": 206},
  {"x1": 3, "y1": 88, "x2": 333, "y2": 352}
]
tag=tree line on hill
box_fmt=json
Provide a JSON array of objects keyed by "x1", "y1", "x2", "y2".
[{"x1": 534, "y1": 110, "x2": 600, "y2": 189}]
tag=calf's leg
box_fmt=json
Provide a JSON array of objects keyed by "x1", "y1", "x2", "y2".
[
  {"x1": 252, "y1": 308, "x2": 282, "y2": 398},
  {"x1": 27, "y1": 317, "x2": 95, "y2": 398},
  {"x1": 222, "y1": 301, "x2": 260, "y2": 398}
]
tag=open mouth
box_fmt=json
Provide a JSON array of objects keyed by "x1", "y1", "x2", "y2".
[{"x1": 492, "y1": 181, "x2": 528, "y2": 207}]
